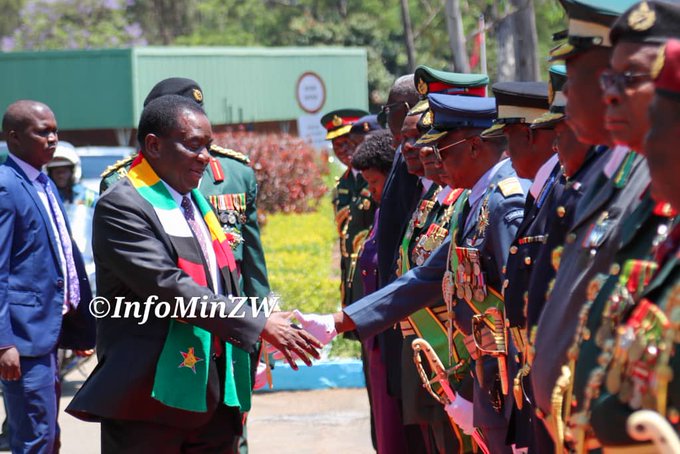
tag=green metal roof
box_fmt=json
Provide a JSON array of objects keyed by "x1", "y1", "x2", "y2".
[{"x1": 0, "y1": 47, "x2": 368, "y2": 130}]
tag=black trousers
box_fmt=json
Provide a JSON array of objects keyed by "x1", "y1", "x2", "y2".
[
  {"x1": 101, "y1": 404, "x2": 242, "y2": 454},
  {"x1": 101, "y1": 355, "x2": 242, "y2": 454}
]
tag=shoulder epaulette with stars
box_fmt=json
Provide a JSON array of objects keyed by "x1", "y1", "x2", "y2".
[
  {"x1": 100, "y1": 154, "x2": 137, "y2": 178},
  {"x1": 497, "y1": 177, "x2": 524, "y2": 198},
  {"x1": 209, "y1": 144, "x2": 251, "y2": 165}
]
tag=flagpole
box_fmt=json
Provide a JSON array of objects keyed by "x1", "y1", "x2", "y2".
[{"x1": 480, "y1": 14, "x2": 487, "y2": 76}]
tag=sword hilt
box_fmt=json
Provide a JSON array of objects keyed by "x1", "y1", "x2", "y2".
[{"x1": 412, "y1": 338, "x2": 456, "y2": 404}]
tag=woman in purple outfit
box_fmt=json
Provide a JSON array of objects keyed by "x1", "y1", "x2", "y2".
[{"x1": 352, "y1": 130, "x2": 407, "y2": 453}]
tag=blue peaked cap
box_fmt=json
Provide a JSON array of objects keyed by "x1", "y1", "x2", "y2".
[{"x1": 417, "y1": 94, "x2": 497, "y2": 145}]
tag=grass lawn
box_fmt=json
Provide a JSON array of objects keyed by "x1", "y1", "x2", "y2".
[{"x1": 260, "y1": 166, "x2": 362, "y2": 358}]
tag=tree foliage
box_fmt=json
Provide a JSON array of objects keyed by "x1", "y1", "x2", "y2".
[
  {"x1": 2, "y1": 0, "x2": 146, "y2": 51},
  {"x1": 2, "y1": 0, "x2": 568, "y2": 105}
]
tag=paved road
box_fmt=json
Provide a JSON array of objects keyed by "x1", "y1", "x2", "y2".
[
  {"x1": 0, "y1": 363, "x2": 374, "y2": 453},
  {"x1": 249, "y1": 389, "x2": 372, "y2": 454}
]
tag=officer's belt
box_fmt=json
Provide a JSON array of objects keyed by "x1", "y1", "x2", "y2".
[{"x1": 400, "y1": 305, "x2": 468, "y2": 368}]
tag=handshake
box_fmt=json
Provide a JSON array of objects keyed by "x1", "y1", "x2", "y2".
[{"x1": 260, "y1": 310, "x2": 350, "y2": 370}]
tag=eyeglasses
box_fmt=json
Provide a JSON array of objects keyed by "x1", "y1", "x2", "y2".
[
  {"x1": 599, "y1": 70, "x2": 652, "y2": 92},
  {"x1": 432, "y1": 135, "x2": 477, "y2": 161},
  {"x1": 380, "y1": 101, "x2": 410, "y2": 117}
]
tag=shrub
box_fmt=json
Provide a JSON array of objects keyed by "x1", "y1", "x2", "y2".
[
  {"x1": 213, "y1": 131, "x2": 328, "y2": 215},
  {"x1": 260, "y1": 191, "x2": 361, "y2": 359}
]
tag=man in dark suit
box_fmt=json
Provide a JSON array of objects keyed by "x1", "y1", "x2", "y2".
[
  {"x1": 66, "y1": 95, "x2": 320, "y2": 453},
  {"x1": 0, "y1": 100, "x2": 96, "y2": 453}
]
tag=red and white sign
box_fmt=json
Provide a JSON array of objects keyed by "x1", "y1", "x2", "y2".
[{"x1": 296, "y1": 72, "x2": 326, "y2": 114}]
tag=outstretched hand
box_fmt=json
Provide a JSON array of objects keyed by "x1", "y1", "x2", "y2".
[{"x1": 260, "y1": 311, "x2": 322, "y2": 370}]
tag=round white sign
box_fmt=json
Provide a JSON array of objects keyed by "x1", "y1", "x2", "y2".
[{"x1": 296, "y1": 72, "x2": 326, "y2": 114}]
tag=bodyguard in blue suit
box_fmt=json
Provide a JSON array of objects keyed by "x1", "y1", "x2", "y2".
[{"x1": 0, "y1": 100, "x2": 95, "y2": 453}]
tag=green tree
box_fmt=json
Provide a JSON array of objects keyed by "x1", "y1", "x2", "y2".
[
  {"x1": 5, "y1": 0, "x2": 146, "y2": 50},
  {"x1": 3, "y1": 0, "x2": 568, "y2": 103},
  {"x1": 0, "y1": 0, "x2": 25, "y2": 42}
]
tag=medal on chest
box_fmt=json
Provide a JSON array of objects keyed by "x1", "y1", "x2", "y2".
[
  {"x1": 454, "y1": 247, "x2": 487, "y2": 302},
  {"x1": 582, "y1": 211, "x2": 615, "y2": 250},
  {"x1": 413, "y1": 224, "x2": 449, "y2": 266}
]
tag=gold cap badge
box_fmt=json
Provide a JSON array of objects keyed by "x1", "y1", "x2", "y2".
[
  {"x1": 417, "y1": 78, "x2": 428, "y2": 96},
  {"x1": 422, "y1": 110, "x2": 433, "y2": 126},
  {"x1": 193, "y1": 88, "x2": 203, "y2": 103},
  {"x1": 332, "y1": 115, "x2": 343, "y2": 127},
  {"x1": 628, "y1": 1, "x2": 656, "y2": 32}
]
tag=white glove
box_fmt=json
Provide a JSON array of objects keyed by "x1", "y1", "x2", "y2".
[
  {"x1": 444, "y1": 394, "x2": 474, "y2": 435},
  {"x1": 293, "y1": 310, "x2": 337, "y2": 345},
  {"x1": 253, "y1": 361, "x2": 269, "y2": 391}
]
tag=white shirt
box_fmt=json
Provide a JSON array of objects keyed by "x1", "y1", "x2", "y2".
[
  {"x1": 162, "y1": 182, "x2": 222, "y2": 295},
  {"x1": 468, "y1": 158, "x2": 509, "y2": 208},
  {"x1": 9, "y1": 154, "x2": 69, "y2": 309},
  {"x1": 603, "y1": 145, "x2": 631, "y2": 179},
  {"x1": 529, "y1": 154, "x2": 560, "y2": 199},
  {"x1": 421, "y1": 178, "x2": 434, "y2": 197},
  {"x1": 436, "y1": 186, "x2": 453, "y2": 205}
]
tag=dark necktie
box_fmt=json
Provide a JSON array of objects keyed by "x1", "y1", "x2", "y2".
[
  {"x1": 181, "y1": 195, "x2": 223, "y2": 357},
  {"x1": 37, "y1": 173, "x2": 80, "y2": 309},
  {"x1": 181, "y1": 196, "x2": 213, "y2": 277}
]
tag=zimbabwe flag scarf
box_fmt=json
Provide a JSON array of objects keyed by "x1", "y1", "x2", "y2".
[{"x1": 127, "y1": 154, "x2": 252, "y2": 413}]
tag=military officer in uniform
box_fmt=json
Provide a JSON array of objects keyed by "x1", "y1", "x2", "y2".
[
  {"x1": 320, "y1": 109, "x2": 374, "y2": 310},
  {"x1": 475, "y1": 80, "x2": 557, "y2": 451},
  {"x1": 394, "y1": 72, "x2": 490, "y2": 453},
  {"x1": 310, "y1": 94, "x2": 529, "y2": 453},
  {"x1": 541, "y1": 2, "x2": 680, "y2": 451},
  {"x1": 381, "y1": 72, "x2": 488, "y2": 417},
  {"x1": 528, "y1": 0, "x2": 652, "y2": 447},
  {"x1": 583, "y1": 36, "x2": 680, "y2": 451},
  {"x1": 99, "y1": 78, "x2": 271, "y2": 453},
  {"x1": 515, "y1": 65, "x2": 604, "y2": 452},
  {"x1": 429, "y1": 99, "x2": 530, "y2": 453},
  {"x1": 391, "y1": 95, "x2": 474, "y2": 453},
  {"x1": 481, "y1": 81, "x2": 552, "y2": 180}
]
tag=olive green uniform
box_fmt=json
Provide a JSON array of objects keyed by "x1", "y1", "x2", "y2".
[
  {"x1": 558, "y1": 194, "x2": 676, "y2": 451},
  {"x1": 588, "y1": 218, "x2": 680, "y2": 450},
  {"x1": 333, "y1": 169, "x2": 375, "y2": 308}
]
